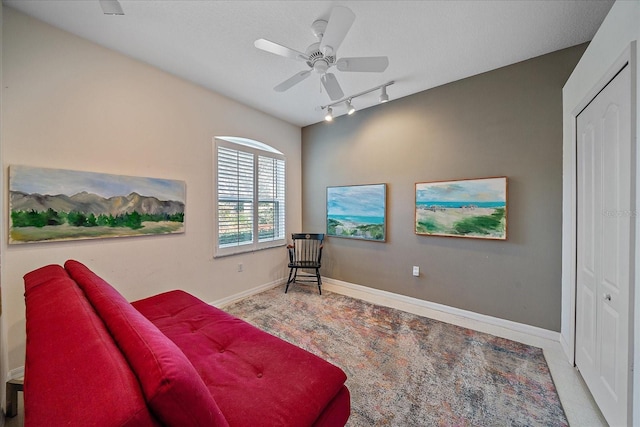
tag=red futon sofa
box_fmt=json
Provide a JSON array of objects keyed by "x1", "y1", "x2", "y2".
[{"x1": 23, "y1": 260, "x2": 350, "y2": 426}]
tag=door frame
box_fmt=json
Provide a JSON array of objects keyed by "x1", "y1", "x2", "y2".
[{"x1": 563, "y1": 41, "x2": 637, "y2": 422}]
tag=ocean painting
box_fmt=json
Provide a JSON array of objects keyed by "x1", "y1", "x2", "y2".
[
  {"x1": 415, "y1": 177, "x2": 507, "y2": 240},
  {"x1": 9, "y1": 165, "x2": 186, "y2": 244},
  {"x1": 327, "y1": 184, "x2": 386, "y2": 241}
]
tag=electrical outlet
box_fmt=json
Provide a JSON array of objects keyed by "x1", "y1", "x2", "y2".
[
  {"x1": 237, "y1": 263, "x2": 243, "y2": 272},
  {"x1": 412, "y1": 266, "x2": 420, "y2": 277}
]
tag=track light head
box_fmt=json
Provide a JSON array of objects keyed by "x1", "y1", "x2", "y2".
[
  {"x1": 324, "y1": 107, "x2": 334, "y2": 122},
  {"x1": 346, "y1": 99, "x2": 355, "y2": 115},
  {"x1": 99, "y1": 0, "x2": 125, "y2": 15},
  {"x1": 379, "y1": 86, "x2": 389, "y2": 103}
]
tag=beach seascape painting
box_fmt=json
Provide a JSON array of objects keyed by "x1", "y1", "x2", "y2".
[
  {"x1": 9, "y1": 165, "x2": 186, "y2": 244},
  {"x1": 327, "y1": 184, "x2": 386, "y2": 241},
  {"x1": 415, "y1": 177, "x2": 507, "y2": 240}
]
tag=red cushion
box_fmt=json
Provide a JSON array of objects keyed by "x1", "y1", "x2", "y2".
[
  {"x1": 133, "y1": 289, "x2": 349, "y2": 426},
  {"x1": 64, "y1": 260, "x2": 229, "y2": 427},
  {"x1": 24, "y1": 265, "x2": 160, "y2": 427},
  {"x1": 312, "y1": 386, "x2": 351, "y2": 427}
]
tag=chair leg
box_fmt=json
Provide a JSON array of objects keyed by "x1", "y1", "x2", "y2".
[
  {"x1": 316, "y1": 268, "x2": 322, "y2": 295},
  {"x1": 285, "y1": 268, "x2": 295, "y2": 293}
]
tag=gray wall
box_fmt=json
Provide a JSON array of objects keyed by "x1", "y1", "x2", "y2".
[{"x1": 301, "y1": 44, "x2": 587, "y2": 332}]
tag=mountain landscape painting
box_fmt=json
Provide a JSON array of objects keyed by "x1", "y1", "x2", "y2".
[
  {"x1": 415, "y1": 176, "x2": 507, "y2": 240},
  {"x1": 9, "y1": 165, "x2": 186, "y2": 244}
]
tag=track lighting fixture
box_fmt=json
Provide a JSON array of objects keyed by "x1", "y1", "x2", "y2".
[
  {"x1": 320, "y1": 81, "x2": 394, "y2": 122},
  {"x1": 324, "y1": 107, "x2": 334, "y2": 122},
  {"x1": 99, "y1": 0, "x2": 125, "y2": 15},
  {"x1": 379, "y1": 86, "x2": 389, "y2": 103},
  {"x1": 346, "y1": 99, "x2": 356, "y2": 115}
]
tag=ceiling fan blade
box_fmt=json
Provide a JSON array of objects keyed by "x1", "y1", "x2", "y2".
[
  {"x1": 254, "y1": 39, "x2": 309, "y2": 62},
  {"x1": 336, "y1": 56, "x2": 389, "y2": 73},
  {"x1": 321, "y1": 73, "x2": 344, "y2": 100},
  {"x1": 274, "y1": 70, "x2": 311, "y2": 92},
  {"x1": 319, "y1": 6, "x2": 355, "y2": 56}
]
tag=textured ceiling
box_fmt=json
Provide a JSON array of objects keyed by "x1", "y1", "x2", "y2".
[{"x1": 3, "y1": 0, "x2": 614, "y2": 127}]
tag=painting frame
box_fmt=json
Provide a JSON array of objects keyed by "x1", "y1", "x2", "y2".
[
  {"x1": 415, "y1": 176, "x2": 507, "y2": 240},
  {"x1": 326, "y1": 183, "x2": 387, "y2": 242},
  {"x1": 9, "y1": 165, "x2": 186, "y2": 244}
]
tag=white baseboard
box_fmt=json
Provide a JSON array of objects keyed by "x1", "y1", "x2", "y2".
[
  {"x1": 210, "y1": 278, "x2": 286, "y2": 308},
  {"x1": 208, "y1": 275, "x2": 561, "y2": 349},
  {"x1": 322, "y1": 277, "x2": 561, "y2": 348},
  {"x1": 559, "y1": 333, "x2": 575, "y2": 365},
  {"x1": 6, "y1": 367, "x2": 24, "y2": 382}
]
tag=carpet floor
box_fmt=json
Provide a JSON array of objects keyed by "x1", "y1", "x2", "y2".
[{"x1": 225, "y1": 284, "x2": 568, "y2": 427}]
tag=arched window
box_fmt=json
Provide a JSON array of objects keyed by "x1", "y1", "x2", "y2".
[{"x1": 214, "y1": 137, "x2": 285, "y2": 256}]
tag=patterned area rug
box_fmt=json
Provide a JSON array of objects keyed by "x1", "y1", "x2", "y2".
[{"x1": 225, "y1": 284, "x2": 568, "y2": 426}]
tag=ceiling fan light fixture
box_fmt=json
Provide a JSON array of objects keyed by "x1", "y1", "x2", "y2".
[
  {"x1": 379, "y1": 86, "x2": 389, "y2": 103},
  {"x1": 324, "y1": 107, "x2": 334, "y2": 122},
  {"x1": 99, "y1": 0, "x2": 125, "y2": 15},
  {"x1": 314, "y1": 61, "x2": 329, "y2": 74},
  {"x1": 346, "y1": 99, "x2": 355, "y2": 115}
]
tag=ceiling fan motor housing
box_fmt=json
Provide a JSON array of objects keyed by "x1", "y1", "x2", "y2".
[{"x1": 306, "y1": 42, "x2": 335, "y2": 73}]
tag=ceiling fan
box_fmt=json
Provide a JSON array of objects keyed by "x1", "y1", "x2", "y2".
[{"x1": 254, "y1": 6, "x2": 389, "y2": 101}]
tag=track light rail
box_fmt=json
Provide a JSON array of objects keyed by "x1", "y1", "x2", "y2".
[{"x1": 320, "y1": 81, "x2": 394, "y2": 121}]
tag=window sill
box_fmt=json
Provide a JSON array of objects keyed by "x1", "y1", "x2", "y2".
[{"x1": 213, "y1": 242, "x2": 286, "y2": 259}]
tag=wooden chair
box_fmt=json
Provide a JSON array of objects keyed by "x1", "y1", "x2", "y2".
[{"x1": 286, "y1": 233, "x2": 324, "y2": 295}]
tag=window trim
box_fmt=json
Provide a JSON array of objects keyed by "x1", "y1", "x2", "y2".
[{"x1": 214, "y1": 137, "x2": 286, "y2": 257}]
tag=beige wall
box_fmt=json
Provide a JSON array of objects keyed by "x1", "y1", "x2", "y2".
[
  {"x1": 302, "y1": 44, "x2": 587, "y2": 332},
  {"x1": 1, "y1": 8, "x2": 302, "y2": 372}
]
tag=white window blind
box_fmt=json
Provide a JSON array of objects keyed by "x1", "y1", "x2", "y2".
[
  {"x1": 217, "y1": 146, "x2": 254, "y2": 248},
  {"x1": 215, "y1": 138, "x2": 285, "y2": 256},
  {"x1": 258, "y1": 156, "x2": 285, "y2": 242}
]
